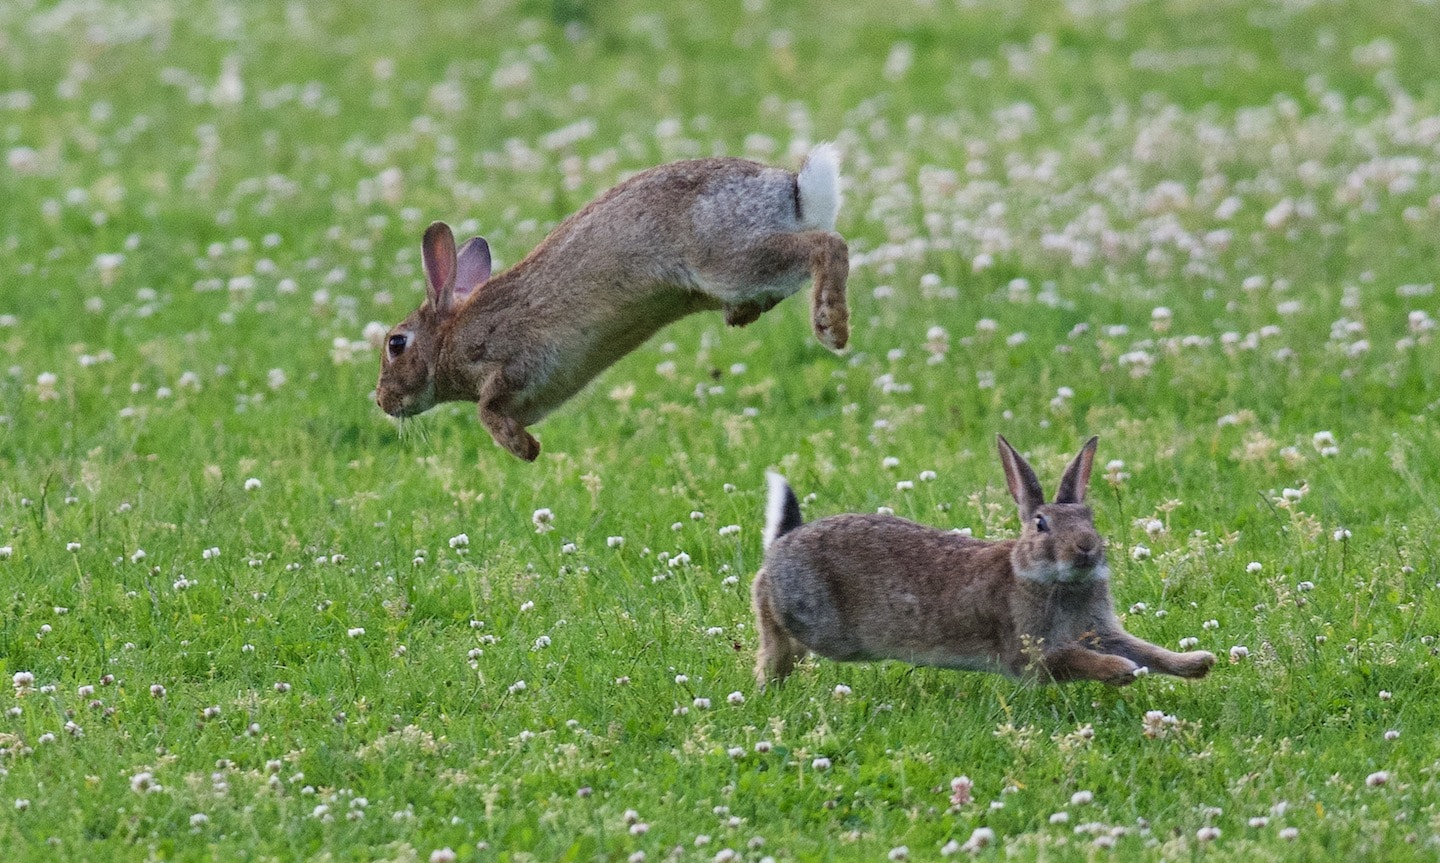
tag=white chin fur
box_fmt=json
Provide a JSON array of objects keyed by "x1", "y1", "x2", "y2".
[{"x1": 1016, "y1": 562, "x2": 1109, "y2": 584}]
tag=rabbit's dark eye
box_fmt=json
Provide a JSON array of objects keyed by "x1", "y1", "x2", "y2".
[
  {"x1": 388, "y1": 334, "x2": 408, "y2": 358},
  {"x1": 1034, "y1": 514, "x2": 1049, "y2": 533}
]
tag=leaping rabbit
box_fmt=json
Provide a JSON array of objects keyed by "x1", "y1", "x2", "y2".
[{"x1": 376, "y1": 144, "x2": 849, "y2": 461}]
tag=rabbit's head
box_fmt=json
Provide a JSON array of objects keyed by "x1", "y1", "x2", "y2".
[
  {"x1": 376, "y1": 221, "x2": 491, "y2": 418},
  {"x1": 999, "y1": 435, "x2": 1106, "y2": 584}
]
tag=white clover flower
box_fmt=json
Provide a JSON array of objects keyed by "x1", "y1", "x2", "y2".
[
  {"x1": 960, "y1": 827, "x2": 995, "y2": 853},
  {"x1": 244, "y1": 477, "x2": 262, "y2": 491},
  {"x1": 533, "y1": 635, "x2": 551, "y2": 650},
  {"x1": 1196, "y1": 826, "x2": 1221, "y2": 842},
  {"x1": 150, "y1": 684, "x2": 166, "y2": 699},
  {"x1": 448, "y1": 533, "x2": 469, "y2": 549},
  {"x1": 718, "y1": 524, "x2": 741, "y2": 537},
  {"x1": 1365, "y1": 771, "x2": 1389, "y2": 787},
  {"x1": 508, "y1": 680, "x2": 527, "y2": 695},
  {"x1": 1070, "y1": 790, "x2": 1093, "y2": 806},
  {"x1": 692, "y1": 697, "x2": 711, "y2": 709},
  {"x1": 1333, "y1": 528, "x2": 1351, "y2": 541},
  {"x1": 532, "y1": 508, "x2": 555, "y2": 533},
  {"x1": 347, "y1": 627, "x2": 365, "y2": 638},
  {"x1": 1202, "y1": 619, "x2": 1219, "y2": 630},
  {"x1": 606, "y1": 535, "x2": 624, "y2": 548},
  {"x1": 429, "y1": 848, "x2": 458, "y2": 863},
  {"x1": 896, "y1": 480, "x2": 914, "y2": 491},
  {"x1": 1130, "y1": 544, "x2": 1151, "y2": 561},
  {"x1": 882, "y1": 456, "x2": 900, "y2": 469},
  {"x1": 1379, "y1": 690, "x2": 1392, "y2": 701},
  {"x1": 1049, "y1": 812, "x2": 1069, "y2": 825},
  {"x1": 202, "y1": 546, "x2": 220, "y2": 559},
  {"x1": 811, "y1": 757, "x2": 831, "y2": 771},
  {"x1": 1229, "y1": 645, "x2": 1249, "y2": 662},
  {"x1": 1279, "y1": 827, "x2": 1299, "y2": 840},
  {"x1": 887, "y1": 847, "x2": 909, "y2": 862},
  {"x1": 754, "y1": 740, "x2": 772, "y2": 753},
  {"x1": 66, "y1": 542, "x2": 81, "y2": 552},
  {"x1": 560, "y1": 542, "x2": 577, "y2": 554},
  {"x1": 0, "y1": 546, "x2": 11, "y2": 559},
  {"x1": 1178, "y1": 637, "x2": 1199, "y2": 650},
  {"x1": 727, "y1": 691, "x2": 744, "y2": 706},
  {"x1": 130, "y1": 771, "x2": 160, "y2": 794},
  {"x1": 1384, "y1": 729, "x2": 1400, "y2": 741},
  {"x1": 1246, "y1": 561, "x2": 1263, "y2": 573}
]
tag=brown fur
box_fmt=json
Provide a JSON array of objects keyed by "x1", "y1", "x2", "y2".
[
  {"x1": 752, "y1": 436, "x2": 1216, "y2": 687},
  {"x1": 375, "y1": 149, "x2": 850, "y2": 461}
]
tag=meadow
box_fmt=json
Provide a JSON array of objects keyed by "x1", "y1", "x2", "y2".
[{"x1": 3, "y1": 0, "x2": 1440, "y2": 859}]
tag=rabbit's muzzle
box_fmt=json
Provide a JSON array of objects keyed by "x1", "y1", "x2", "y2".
[
  {"x1": 1070, "y1": 537, "x2": 1104, "y2": 570},
  {"x1": 375, "y1": 384, "x2": 434, "y2": 419}
]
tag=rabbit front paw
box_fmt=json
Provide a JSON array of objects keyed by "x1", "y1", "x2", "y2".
[
  {"x1": 502, "y1": 428, "x2": 540, "y2": 462},
  {"x1": 481, "y1": 408, "x2": 541, "y2": 462},
  {"x1": 1174, "y1": 650, "x2": 1216, "y2": 679},
  {"x1": 812, "y1": 304, "x2": 849, "y2": 351}
]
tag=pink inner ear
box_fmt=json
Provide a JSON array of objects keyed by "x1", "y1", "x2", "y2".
[
  {"x1": 422, "y1": 222, "x2": 457, "y2": 307},
  {"x1": 454, "y1": 237, "x2": 492, "y2": 299}
]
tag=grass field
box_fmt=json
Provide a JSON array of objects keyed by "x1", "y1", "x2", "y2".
[{"x1": 4, "y1": 0, "x2": 1440, "y2": 859}]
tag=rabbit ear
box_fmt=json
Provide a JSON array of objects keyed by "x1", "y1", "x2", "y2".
[
  {"x1": 1054, "y1": 436, "x2": 1099, "y2": 504},
  {"x1": 421, "y1": 221, "x2": 457, "y2": 313},
  {"x1": 453, "y1": 237, "x2": 492, "y2": 301},
  {"x1": 997, "y1": 434, "x2": 1045, "y2": 519}
]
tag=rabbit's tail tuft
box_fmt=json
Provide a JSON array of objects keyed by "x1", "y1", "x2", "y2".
[
  {"x1": 764, "y1": 472, "x2": 805, "y2": 550},
  {"x1": 797, "y1": 143, "x2": 841, "y2": 231}
]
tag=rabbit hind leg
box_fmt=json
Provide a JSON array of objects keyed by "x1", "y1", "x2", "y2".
[{"x1": 752, "y1": 569, "x2": 807, "y2": 686}]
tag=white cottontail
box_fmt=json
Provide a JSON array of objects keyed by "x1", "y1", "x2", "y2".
[
  {"x1": 752, "y1": 436, "x2": 1216, "y2": 687},
  {"x1": 375, "y1": 145, "x2": 849, "y2": 460}
]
